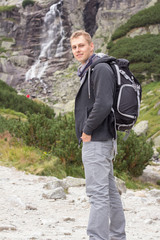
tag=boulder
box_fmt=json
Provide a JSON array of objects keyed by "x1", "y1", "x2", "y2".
[
  {"x1": 138, "y1": 165, "x2": 160, "y2": 185},
  {"x1": 1, "y1": 41, "x2": 14, "y2": 50},
  {"x1": 115, "y1": 177, "x2": 127, "y2": 194},
  {"x1": 153, "y1": 135, "x2": 160, "y2": 149},
  {"x1": 43, "y1": 179, "x2": 67, "y2": 190},
  {"x1": 63, "y1": 176, "x2": 86, "y2": 188},
  {"x1": 133, "y1": 120, "x2": 149, "y2": 136},
  {"x1": 9, "y1": 55, "x2": 33, "y2": 68},
  {"x1": 43, "y1": 187, "x2": 66, "y2": 200}
]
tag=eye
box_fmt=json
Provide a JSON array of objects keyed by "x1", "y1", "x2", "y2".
[{"x1": 79, "y1": 44, "x2": 84, "y2": 48}]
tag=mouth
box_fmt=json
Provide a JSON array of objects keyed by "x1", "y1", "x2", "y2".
[{"x1": 76, "y1": 54, "x2": 83, "y2": 58}]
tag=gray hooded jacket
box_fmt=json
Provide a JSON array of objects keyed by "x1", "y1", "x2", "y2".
[{"x1": 75, "y1": 55, "x2": 116, "y2": 143}]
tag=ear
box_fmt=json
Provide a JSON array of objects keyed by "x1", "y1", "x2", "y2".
[{"x1": 90, "y1": 42, "x2": 94, "y2": 52}]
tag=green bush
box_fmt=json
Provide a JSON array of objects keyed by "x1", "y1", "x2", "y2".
[
  {"x1": 111, "y1": 2, "x2": 160, "y2": 41},
  {"x1": 0, "y1": 80, "x2": 55, "y2": 119},
  {"x1": 0, "y1": 80, "x2": 16, "y2": 93},
  {"x1": 22, "y1": 0, "x2": 35, "y2": 8},
  {"x1": 9, "y1": 112, "x2": 82, "y2": 165},
  {"x1": 0, "y1": 115, "x2": 22, "y2": 135},
  {"x1": 53, "y1": 113, "x2": 82, "y2": 166},
  {"x1": 0, "y1": 111, "x2": 154, "y2": 178},
  {"x1": 17, "y1": 113, "x2": 58, "y2": 151},
  {"x1": 114, "y1": 131, "x2": 153, "y2": 177},
  {"x1": 108, "y1": 34, "x2": 160, "y2": 82}
]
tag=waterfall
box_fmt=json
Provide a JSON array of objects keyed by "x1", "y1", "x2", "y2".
[{"x1": 25, "y1": 0, "x2": 65, "y2": 81}]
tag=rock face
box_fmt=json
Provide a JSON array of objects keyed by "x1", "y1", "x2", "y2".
[
  {"x1": 0, "y1": 0, "x2": 159, "y2": 110},
  {"x1": 0, "y1": 1, "x2": 71, "y2": 87}
]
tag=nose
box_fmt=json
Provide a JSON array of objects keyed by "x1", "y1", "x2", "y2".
[{"x1": 75, "y1": 47, "x2": 79, "y2": 52}]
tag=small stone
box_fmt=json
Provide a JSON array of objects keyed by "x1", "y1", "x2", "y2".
[
  {"x1": 25, "y1": 204, "x2": 37, "y2": 210},
  {"x1": 63, "y1": 217, "x2": 75, "y2": 222},
  {"x1": 144, "y1": 219, "x2": 153, "y2": 224},
  {"x1": 0, "y1": 225, "x2": 17, "y2": 231},
  {"x1": 64, "y1": 230, "x2": 72, "y2": 235}
]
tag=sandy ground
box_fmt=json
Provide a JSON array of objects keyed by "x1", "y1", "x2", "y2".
[{"x1": 0, "y1": 165, "x2": 160, "y2": 240}]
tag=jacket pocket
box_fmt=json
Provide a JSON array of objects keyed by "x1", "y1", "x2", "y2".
[{"x1": 83, "y1": 106, "x2": 93, "y2": 132}]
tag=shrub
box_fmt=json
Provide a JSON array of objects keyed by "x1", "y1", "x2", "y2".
[
  {"x1": 114, "y1": 131, "x2": 153, "y2": 177},
  {"x1": 0, "y1": 79, "x2": 16, "y2": 93},
  {"x1": 108, "y1": 34, "x2": 160, "y2": 82},
  {"x1": 53, "y1": 113, "x2": 82, "y2": 166},
  {"x1": 17, "y1": 113, "x2": 58, "y2": 151},
  {"x1": 0, "y1": 115, "x2": 23, "y2": 135},
  {"x1": 22, "y1": 0, "x2": 35, "y2": 9},
  {"x1": 111, "y1": 2, "x2": 160, "y2": 41},
  {"x1": 0, "y1": 112, "x2": 154, "y2": 178},
  {"x1": 0, "y1": 81, "x2": 55, "y2": 119}
]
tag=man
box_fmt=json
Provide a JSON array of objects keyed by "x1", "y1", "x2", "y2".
[{"x1": 70, "y1": 30, "x2": 126, "y2": 240}]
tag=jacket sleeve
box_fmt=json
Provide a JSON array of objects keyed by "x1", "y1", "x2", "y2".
[{"x1": 83, "y1": 63, "x2": 115, "y2": 135}]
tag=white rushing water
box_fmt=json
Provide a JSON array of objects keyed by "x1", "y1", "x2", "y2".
[{"x1": 25, "y1": 0, "x2": 65, "y2": 81}]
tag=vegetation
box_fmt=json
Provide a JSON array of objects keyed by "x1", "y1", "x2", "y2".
[
  {"x1": 22, "y1": 0, "x2": 35, "y2": 9},
  {"x1": 0, "y1": 2, "x2": 159, "y2": 187},
  {"x1": 0, "y1": 80, "x2": 55, "y2": 119},
  {"x1": 107, "y1": 2, "x2": 160, "y2": 82},
  {"x1": 0, "y1": 6, "x2": 17, "y2": 13},
  {"x1": 115, "y1": 131, "x2": 153, "y2": 177},
  {"x1": 0, "y1": 108, "x2": 26, "y2": 121},
  {"x1": 0, "y1": 136, "x2": 66, "y2": 179},
  {"x1": 137, "y1": 81, "x2": 160, "y2": 138},
  {"x1": 108, "y1": 34, "x2": 160, "y2": 82},
  {"x1": 0, "y1": 79, "x2": 155, "y2": 182},
  {"x1": 0, "y1": 47, "x2": 6, "y2": 54},
  {"x1": 1, "y1": 37, "x2": 14, "y2": 42},
  {"x1": 111, "y1": 2, "x2": 160, "y2": 41},
  {"x1": 0, "y1": 110, "x2": 153, "y2": 181}
]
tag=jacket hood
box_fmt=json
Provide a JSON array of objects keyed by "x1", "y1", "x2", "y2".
[
  {"x1": 86, "y1": 54, "x2": 116, "y2": 99},
  {"x1": 91, "y1": 54, "x2": 116, "y2": 68}
]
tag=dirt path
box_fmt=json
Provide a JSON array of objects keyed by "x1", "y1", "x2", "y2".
[{"x1": 0, "y1": 166, "x2": 160, "y2": 240}]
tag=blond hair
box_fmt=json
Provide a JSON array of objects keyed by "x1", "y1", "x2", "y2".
[{"x1": 70, "y1": 30, "x2": 92, "y2": 44}]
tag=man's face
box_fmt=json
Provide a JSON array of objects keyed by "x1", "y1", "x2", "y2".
[{"x1": 71, "y1": 35, "x2": 94, "y2": 65}]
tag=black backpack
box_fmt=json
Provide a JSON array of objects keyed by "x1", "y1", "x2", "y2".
[
  {"x1": 91, "y1": 56, "x2": 142, "y2": 132},
  {"x1": 110, "y1": 57, "x2": 142, "y2": 132}
]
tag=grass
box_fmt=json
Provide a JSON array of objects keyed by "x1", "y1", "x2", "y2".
[
  {"x1": 0, "y1": 135, "x2": 66, "y2": 179},
  {"x1": 0, "y1": 47, "x2": 6, "y2": 54},
  {"x1": 114, "y1": 170, "x2": 159, "y2": 190},
  {"x1": 0, "y1": 133, "x2": 154, "y2": 189},
  {"x1": 0, "y1": 6, "x2": 17, "y2": 13},
  {"x1": 137, "y1": 81, "x2": 160, "y2": 138},
  {"x1": 0, "y1": 108, "x2": 27, "y2": 121}
]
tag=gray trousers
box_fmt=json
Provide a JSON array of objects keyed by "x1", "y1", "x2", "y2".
[{"x1": 82, "y1": 140, "x2": 126, "y2": 240}]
